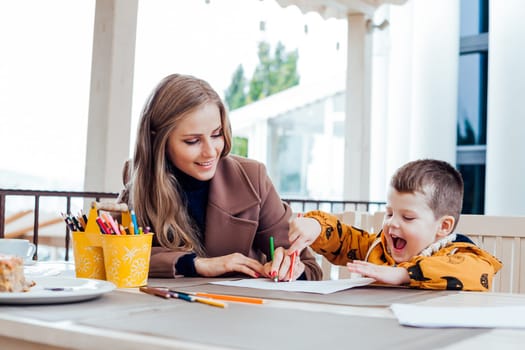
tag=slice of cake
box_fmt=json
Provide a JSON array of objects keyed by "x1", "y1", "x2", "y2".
[{"x1": 0, "y1": 254, "x2": 34, "y2": 292}]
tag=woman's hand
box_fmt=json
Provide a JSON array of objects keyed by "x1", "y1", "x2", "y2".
[
  {"x1": 263, "y1": 247, "x2": 305, "y2": 281},
  {"x1": 288, "y1": 217, "x2": 322, "y2": 253},
  {"x1": 346, "y1": 260, "x2": 409, "y2": 285},
  {"x1": 194, "y1": 253, "x2": 265, "y2": 278}
]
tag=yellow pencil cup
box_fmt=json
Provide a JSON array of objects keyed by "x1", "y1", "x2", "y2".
[
  {"x1": 101, "y1": 233, "x2": 153, "y2": 288},
  {"x1": 71, "y1": 231, "x2": 106, "y2": 280}
]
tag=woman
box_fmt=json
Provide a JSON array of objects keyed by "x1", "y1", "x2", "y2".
[{"x1": 120, "y1": 73, "x2": 322, "y2": 281}]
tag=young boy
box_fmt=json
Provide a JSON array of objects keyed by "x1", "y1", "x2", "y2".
[{"x1": 288, "y1": 159, "x2": 502, "y2": 291}]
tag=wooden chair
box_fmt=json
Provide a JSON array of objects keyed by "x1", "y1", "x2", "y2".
[
  {"x1": 360, "y1": 211, "x2": 384, "y2": 233},
  {"x1": 456, "y1": 214, "x2": 525, "y2": 293}
]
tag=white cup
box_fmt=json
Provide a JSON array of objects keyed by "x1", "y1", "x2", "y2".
[{"x1": 0, "y1": 239, "x2": 36, "y2": 260}]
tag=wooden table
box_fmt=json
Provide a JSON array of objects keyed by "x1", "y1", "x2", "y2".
[{"x1": 1, "y1": 264, "x2": 525, "y2": 350}]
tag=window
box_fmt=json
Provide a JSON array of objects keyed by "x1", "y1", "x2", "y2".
[
  {"x1": 457, "y1": 0, "x2": 489, "y2": 214},
  {"x1": 267, "y1": 93, "x2": 346, "y2": 199},
  {"x1": 457, "y1": 53, "x2": 487, "y2": 146}
]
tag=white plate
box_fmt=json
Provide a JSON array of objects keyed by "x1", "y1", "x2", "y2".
[
  {"x1": 24, "y1": 261, "x2": 76, "y2": 278},
  {"x1": 0, "y1": 277, "x2": 116, "y2": 305}
]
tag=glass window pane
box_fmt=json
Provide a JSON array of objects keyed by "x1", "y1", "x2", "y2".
[
  {"x1": 458, "y1": 164, "x2": 485, "y2": 214},
  {"x1": 457, "y1": 53, "x2": 487, "y2": 145},
  {"x1": 267, "y1": 97, "x2": 345, "y2": 198},
  {"x1": 460, "y1": 0, "x2": 488, "y2": 36}
]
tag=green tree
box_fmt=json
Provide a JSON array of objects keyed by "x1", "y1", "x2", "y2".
[
  {"x1": 231, "y1": 136, "x2": 248, "y2": 157},
  {"x1": 224, "y1": 65, "x2": 247, "y2": 110},
  {"x1": 248, "y1": 41, "x2": 299, "y2": 103},
  {"x1": 224, "y1": 40, "x2": 300, "y2": 111}
]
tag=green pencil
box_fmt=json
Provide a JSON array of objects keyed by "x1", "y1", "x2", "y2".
[
  {"x1": 269, "y1": 236, "x2": 275, "y2": 261},
  {"x1": 269, "y1": 236, "x2": 278, "y2": 282}
]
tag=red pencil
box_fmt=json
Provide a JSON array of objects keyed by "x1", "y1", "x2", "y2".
[
  {"x1": 289, "y1": 250, "x2": 297, "y2": 282},
  {"x1": 96, "y1": 217, "x2": 110, "y2": 234},
  {"x1": 287, "y1": 213, "x2": 302, "y2": 282}
]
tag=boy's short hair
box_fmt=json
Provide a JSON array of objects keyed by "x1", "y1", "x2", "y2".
[{"x1": 390, "y1": 159, "x2": 464, "y2": 230}]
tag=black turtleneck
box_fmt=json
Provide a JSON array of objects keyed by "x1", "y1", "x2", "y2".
[{"x1": 169, "y1": 165, "x2": 210, "y2": 235}]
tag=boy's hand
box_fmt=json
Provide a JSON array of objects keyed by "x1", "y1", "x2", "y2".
[
  {"x1": 288, "y1": 217, "x2": 322, "y2": 253},
  {"x1": 346, "y1": 260, "x2": 410, "y2": 285}
]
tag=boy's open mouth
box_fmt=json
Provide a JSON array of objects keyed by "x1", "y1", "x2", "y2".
[{"x1": 392, "y1": 235, "x2": 407, "y2": 250}]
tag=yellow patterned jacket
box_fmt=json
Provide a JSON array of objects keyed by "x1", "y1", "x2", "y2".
[{"x1": 305, "y1": 210, "x2": 503, "y2": 291}]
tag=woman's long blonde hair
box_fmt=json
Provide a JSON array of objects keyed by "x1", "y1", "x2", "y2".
[{"x1": 131, "y1": 74, "x2": 232, "y2": 255}]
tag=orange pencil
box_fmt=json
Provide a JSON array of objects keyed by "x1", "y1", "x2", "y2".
[
  {"x1": 120, "y1": 224, "x2": 128, "y2": 235},
  {"x1": 190, "y1": 292, "x2": 264, "y2": 305},
  {"x1": 103, "y1": 213, "x2": 120, "y2": 235},
  {"x1": 77, "y1": 215, "x2": 87, "y2": 230}
]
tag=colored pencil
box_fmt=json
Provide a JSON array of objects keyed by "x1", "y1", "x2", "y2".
[
  {"x1": 170, "y1": 291, "x2": 226, "y2": 308},
  {"x1": 289, "y1": 250, "x2": 298, "y2": 282},
  {"x1": 287, "y1": 213, "x2": 301, "y2": 281},
  {"x1": 193, "y1": 296, "x2": 227, "y2": 308},
  {"x1": 139, "y1": 286, "x2": 170, "y2": 299},
  {"x1": 120, "y1": 224, "x2": 128, "y2": 235},
  {"x1": 96, "y1": 217, "x2": 111, "y2": 234},
  {"x1": 270, "y1": 236, "x2": 278, "y2": 282},
  {"x1": 174, "y1": 290, "x2": 264, "y2": 305},
  {"x1": 269, "y1": 236, "x2": 275, "y2": 260},
  {"x1": 140, "y1": 287, "x2": 226, "y2": 308},
  {"x1": 103, "y1": 213, "x2": 120, "y2": 235},
  {"x1": 131, "y1": 209, "x2": 139, "y2": 235}
]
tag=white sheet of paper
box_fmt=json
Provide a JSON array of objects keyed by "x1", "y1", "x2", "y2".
[
  {"x1": 210, "y1": 277, "x2": 375, "y2": 294},
  {"x1": 391, "y1": 303, "x2": 525, "y2": 328}
]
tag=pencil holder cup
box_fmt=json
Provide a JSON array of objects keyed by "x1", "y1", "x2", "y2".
[
  {"x1": 101, "y1": 233, "x2": 153, "y2": 288},
  {"x1": 71, "y1": 231, "x2": 106, "y2": 280},
  {"x1": 72, "y1": 203, "x2": 138, "y2": 280}
]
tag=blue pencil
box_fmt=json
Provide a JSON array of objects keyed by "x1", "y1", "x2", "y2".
[{"x1": 131, "y1": 209, "x2": 139, "y2": 235}]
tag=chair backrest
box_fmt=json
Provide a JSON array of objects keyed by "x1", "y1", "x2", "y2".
[
  {"x1": 455, "y1": 214, "x2": 525, "y2": 293},
  {"x1": 360, "y1": 211, "x2": 384, "y2": 233}
]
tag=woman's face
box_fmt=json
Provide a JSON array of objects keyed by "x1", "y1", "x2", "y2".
[{"x1": 166, "y1": 103, "x2": 224, "y2": 181}]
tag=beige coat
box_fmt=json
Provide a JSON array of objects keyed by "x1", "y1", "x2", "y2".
[{"x1": 121, "y1": 155, "x2": 322, "y2": 280}]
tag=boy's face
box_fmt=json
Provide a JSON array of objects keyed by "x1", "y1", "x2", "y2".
[{"x1": 383, "y1": 186, "x2": 449, "y2": 263}]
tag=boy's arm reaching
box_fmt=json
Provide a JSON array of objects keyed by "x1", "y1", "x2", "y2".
[
  {"x1": 288, "y1": 216, "x2": 323, "y2": 253},
  {"x1": 347, "y1": 261, "x2": 410, "y2": 285},
  {"x1": 289, "y1": 210, "x2": 377, "y2": 266}
]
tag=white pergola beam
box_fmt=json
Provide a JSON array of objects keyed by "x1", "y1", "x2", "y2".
[
  {"x1": 343, "y1": 13, "x2": 372, "y2": 200},
  {"x1": 84, "y1": 0, "x2": 138, "y2": 192}
]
